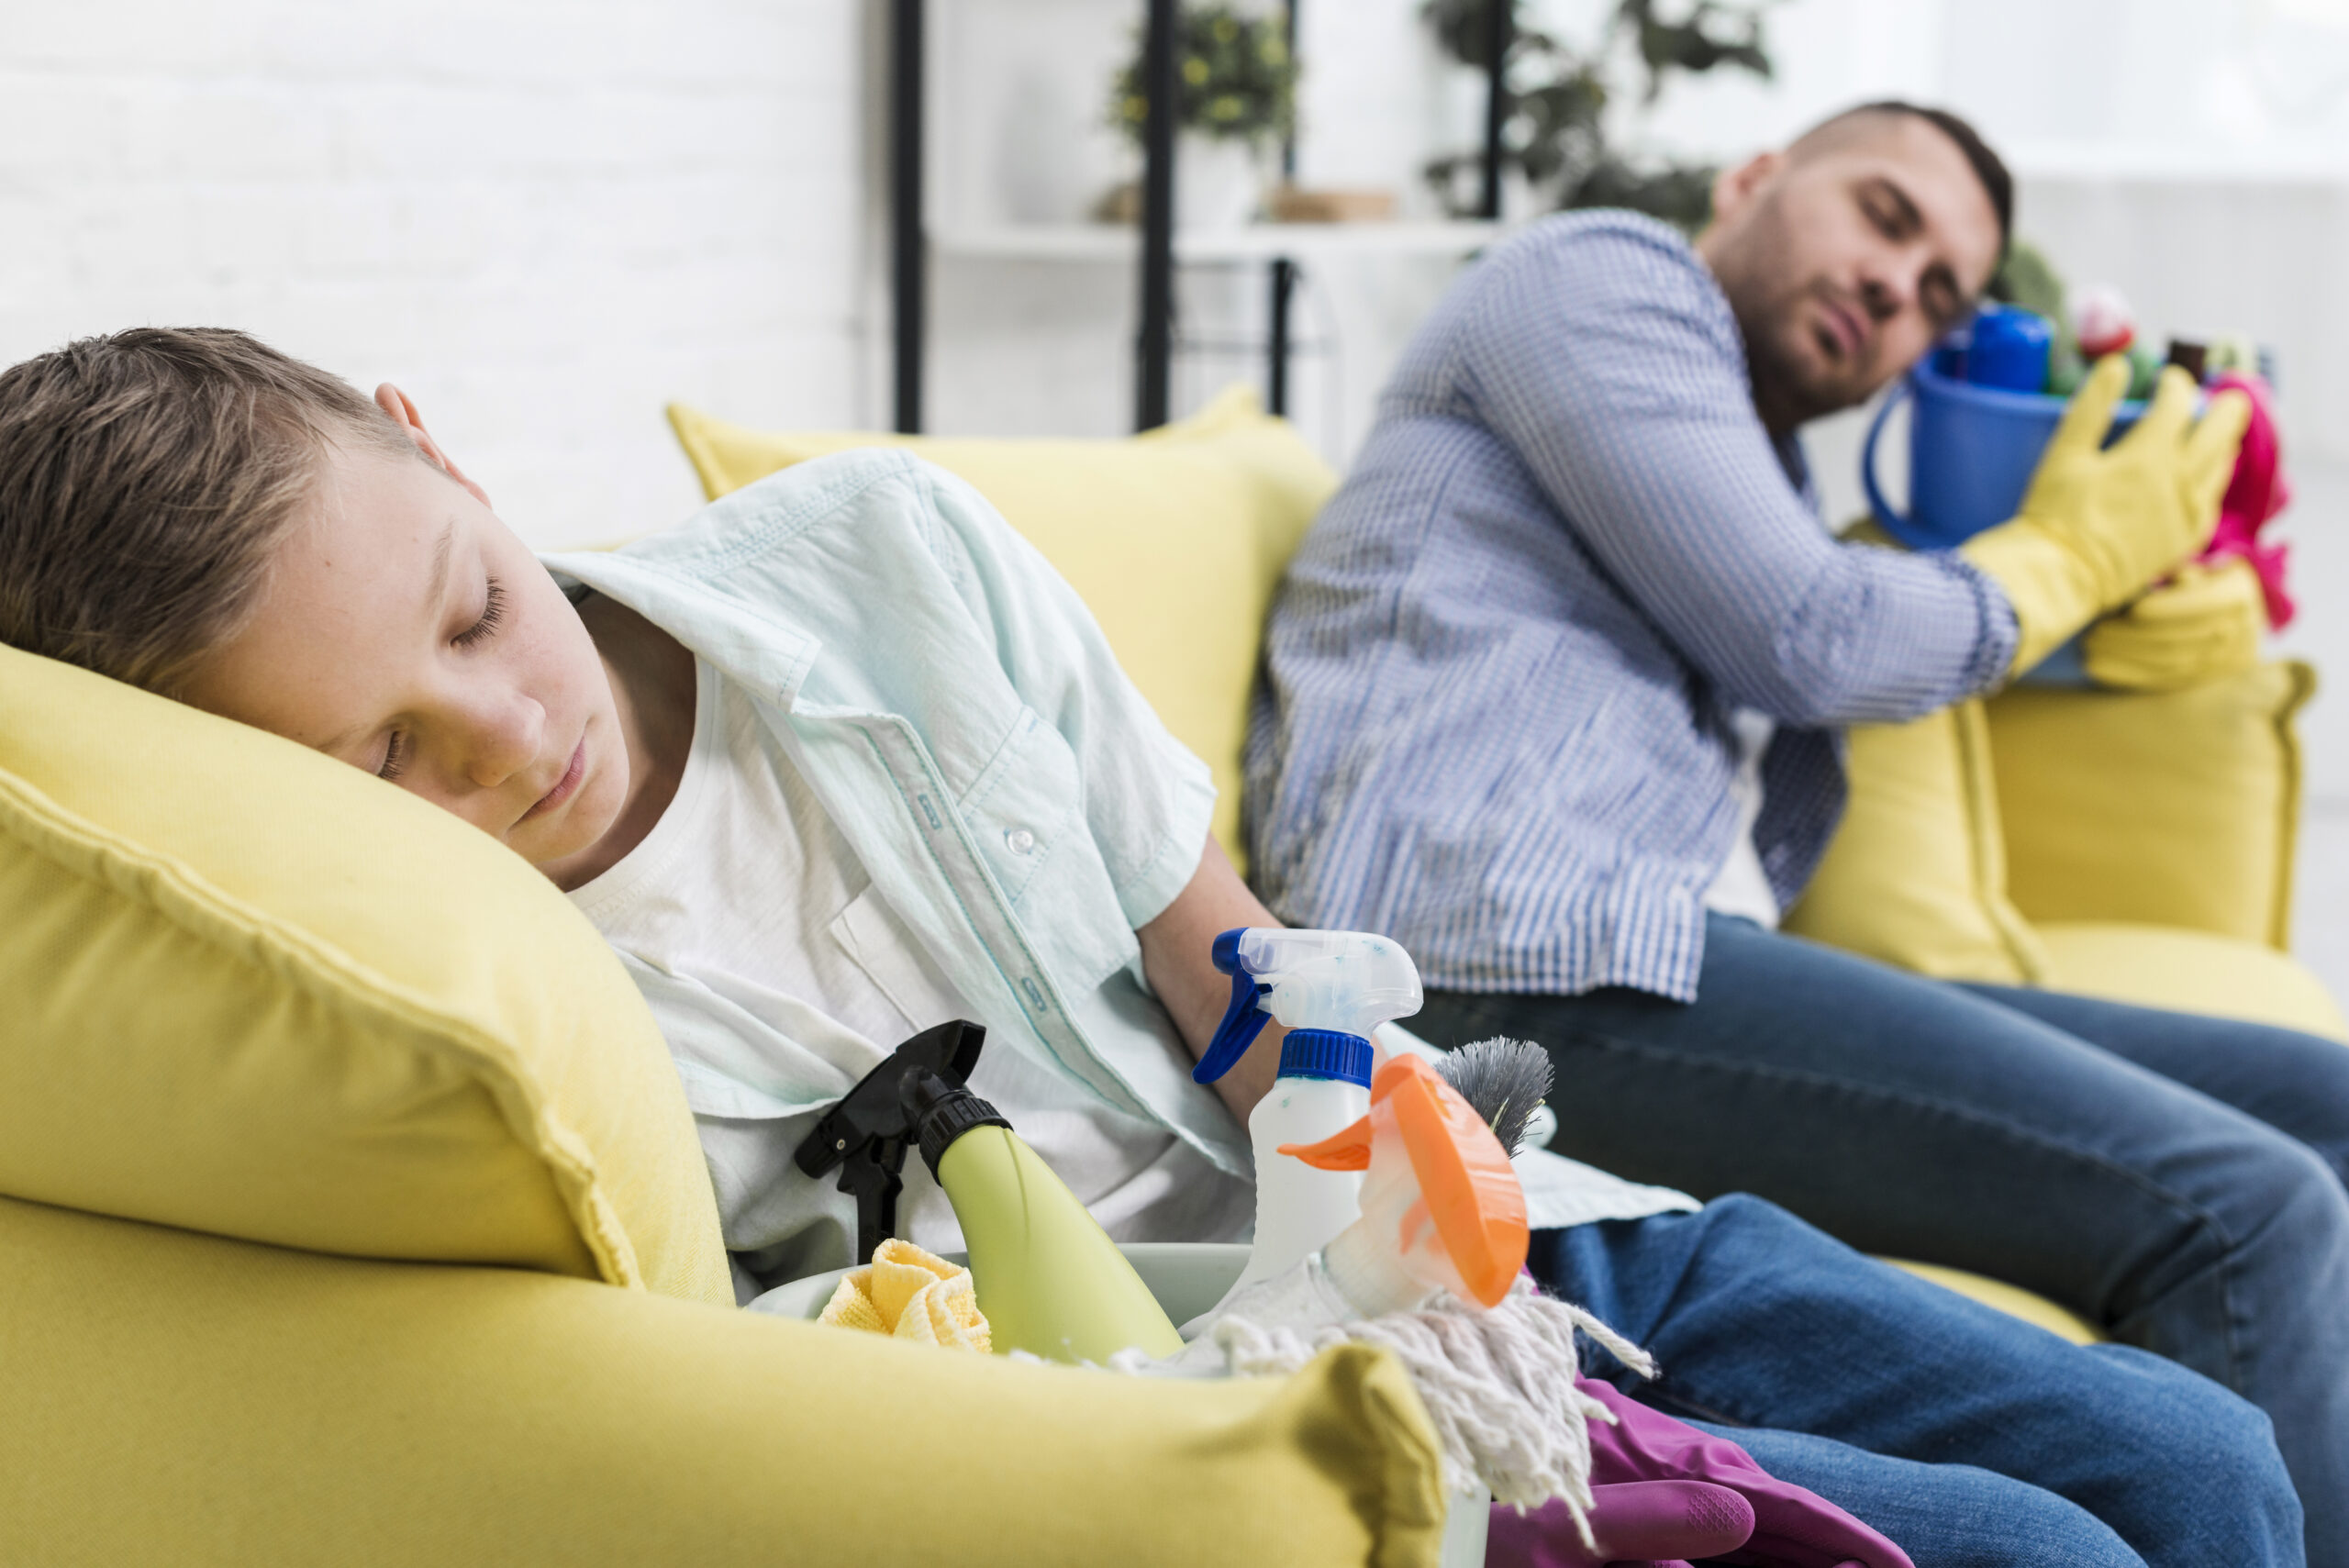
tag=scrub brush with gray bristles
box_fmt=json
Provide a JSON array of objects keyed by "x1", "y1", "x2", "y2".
[{"x1": 1434, "y1": 1037, "x2": 1554, "y2": 1155}]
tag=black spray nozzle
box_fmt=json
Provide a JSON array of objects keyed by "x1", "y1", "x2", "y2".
[
  {"x1": 792, "y1": 1019, "x2": 987, "y2": 1265},
  {"x1": 899, "y1": 1069, "x2": 1010, "y2": 1180}
]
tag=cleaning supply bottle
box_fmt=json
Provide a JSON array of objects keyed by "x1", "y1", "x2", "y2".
[
  {"x1": 1152, "y1": 1052, "x2": 1553, "y2": 1568},
  {"x1": 898, "y1": 1069, "x2": 1184, "y2": 1364},
  {"x1": 1965, "y1": 304, "x2": 2054, "y2": 393},
  {"x1": 1282, "y1": 1053, "x2": 1529, "y2": 1318},
  {"x1": 1189, "y1": 928, "x2": 1425, "y2": 1318}
]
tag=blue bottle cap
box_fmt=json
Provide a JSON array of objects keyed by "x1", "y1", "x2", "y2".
[
  {"x1": 1277, "y1": 1029, "x2": 1373, "y2": 1087},
  {"x1": 1966, "y1": 304, "x2": 2054, "y2": 394}
]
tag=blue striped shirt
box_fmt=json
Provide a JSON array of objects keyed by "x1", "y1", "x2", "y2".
[{"x1": 1245, "y1": 213, "x2": 2018, "y2": 1002}]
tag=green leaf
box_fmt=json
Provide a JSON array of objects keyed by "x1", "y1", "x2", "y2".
[{"x1": 1419, "y1": 0, "x2": 1774, "y2": 218}]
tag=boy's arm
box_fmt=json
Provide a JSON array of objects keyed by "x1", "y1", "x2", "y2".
[{"x1": 1135, "y1": 833, "x2": 1289, "y2": 1123}]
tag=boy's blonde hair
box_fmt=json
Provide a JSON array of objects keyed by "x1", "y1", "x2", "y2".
[{"x1": 0, "y1": 327, "x2": 420, "y2": 695}]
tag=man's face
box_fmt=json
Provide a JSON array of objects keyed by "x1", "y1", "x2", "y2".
[
  {"x1": 1697, "y1": 116, "x2": 2004, "y2": 431},
  {"x1": 182, "y1": 431, "x2": 631, "y2": 886}
]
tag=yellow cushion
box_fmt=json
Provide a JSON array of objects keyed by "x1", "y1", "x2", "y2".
[
  {"x1": 1987, "y1": 662, "x2": 2313, "y2": 949},
  {"x1": 0, "y1": 645, "x2": 731, "y2": 1305},
  {"x1": 1786, "y1": 700, "x2": 2049, "y2": 984},
  {"x1": 666, "y1": 385, "x2": 1337, "y2": 863},
  {"x1": 2035, "y1": 920, "x2": 2349, "y2": 1041},
  {"x1": 0, "y1": 1192, "x2": 1446, "y2": 1568}
]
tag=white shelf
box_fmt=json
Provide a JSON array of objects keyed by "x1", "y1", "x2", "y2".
[{"x1": 931, "y1": 219, "x2": 1512, "y2": 263}]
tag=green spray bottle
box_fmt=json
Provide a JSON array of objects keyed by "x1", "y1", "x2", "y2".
[{"x1": 899, "y1": 1070, "x2": 1184, "y2": 1364}]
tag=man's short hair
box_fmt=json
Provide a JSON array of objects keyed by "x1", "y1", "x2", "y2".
[
  {"x1": 1793, "y1": 100, "x2": 2013, "y2": 255},
  {"x1": 0, "y1": 327, "x2": 417, "y2": 695}
]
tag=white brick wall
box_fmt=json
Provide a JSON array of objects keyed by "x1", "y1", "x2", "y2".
[{"x1": 0, "y1": 0, "x2": 870, "y2": 550}]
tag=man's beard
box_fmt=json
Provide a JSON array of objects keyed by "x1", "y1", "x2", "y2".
[
  {"x1": 1742, "y1": 286, "x2": 1864, "y2": 432},
  {"x1": 1713, "y1": 199, "x2": 1885, "y2": 433}
]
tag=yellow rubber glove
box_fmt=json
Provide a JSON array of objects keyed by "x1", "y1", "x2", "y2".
[
  {"x1": 2081, "y1": 557, "x2": 2266, "y2": 691},
  {"x1": 1962, "y1": 356, "x2": 2252, "y2": 675}
]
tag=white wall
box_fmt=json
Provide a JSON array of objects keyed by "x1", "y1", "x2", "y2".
[
  {"x1": 12, "y1": 1, "x2": 2346, "y2": 517},
  {"x1": 0, "y1": 0, "x2": 868, "y2": 551}
]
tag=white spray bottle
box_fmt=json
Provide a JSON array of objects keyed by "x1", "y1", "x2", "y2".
[{"x1": 1186, "y1": 927, "x2": 1424, "y2": 1332}]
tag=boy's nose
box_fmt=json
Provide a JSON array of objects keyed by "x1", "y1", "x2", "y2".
[{"x1": 462, "y1": 696, "x2": 544, "y2": 790}]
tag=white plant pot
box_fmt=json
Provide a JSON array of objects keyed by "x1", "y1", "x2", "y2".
[{"x1": 1175, "y1": 133, "x2": 1262, "y2": 230}]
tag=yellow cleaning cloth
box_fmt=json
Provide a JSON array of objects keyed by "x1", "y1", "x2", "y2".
[{"x1": 818, "y1": 1240, "x2": 991, "y2": 1351}]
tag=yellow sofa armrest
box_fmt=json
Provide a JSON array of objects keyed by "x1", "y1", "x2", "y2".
[
  {"x1": 0, "y1": 1194, "x2": 1444, "y2": 1568},
  {"x1": 1983, "y1": 661, "x2": 2314, "y2": 950},
  {"x1": 2032, "y1": 920, "x2": 2349, "y2": 1041}
]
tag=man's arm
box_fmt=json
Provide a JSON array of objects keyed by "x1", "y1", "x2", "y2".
[
  {"x1": 1136, "y1": 833, "x2": 1289, "y2": 1123},
  {"x1": 1452, "y1": 218, "x2": 2014, "y2": 725}
]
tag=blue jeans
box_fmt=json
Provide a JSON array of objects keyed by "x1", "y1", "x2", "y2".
[
  {"x1": 1536, "y1": 1197, "x2": 2303, "y2": 1568},
  {"x1": 1422, "y1": 915, "x2": 2349, "y2": 1562}
]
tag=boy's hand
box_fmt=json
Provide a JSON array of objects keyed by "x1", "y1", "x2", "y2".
[{"x1": 1137, "y1": 833, "x2": 1287, "y2": 1122}]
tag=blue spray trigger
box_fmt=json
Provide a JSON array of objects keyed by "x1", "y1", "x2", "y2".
[{"x1": 1193, "y1": 927, "x2": 1271, "y2": 1084}]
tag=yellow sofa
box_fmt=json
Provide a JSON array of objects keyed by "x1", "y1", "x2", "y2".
[{"x1": 6, "y1": 384, "x2": 2334, "y2": 1563}]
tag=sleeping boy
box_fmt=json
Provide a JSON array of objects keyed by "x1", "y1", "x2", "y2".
[{"x1": 0, "y1": 327, "x2": 2306, "y2": 1568}]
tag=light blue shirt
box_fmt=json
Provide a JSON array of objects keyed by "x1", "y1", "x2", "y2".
[
  {"x1": 1248, "y1": 213, "x2": 2020, "y2": 1003},
  {"x1": 545, "y1": 450, "x2": 1244, "y2": 1171},
  {"x1": 544, "y1": 450, "x2": 1693, "y2": 1284}
]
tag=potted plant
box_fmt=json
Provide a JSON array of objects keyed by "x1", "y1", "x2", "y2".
[
  {"x1": 1422, "y1": 0, "x2": 1776, "y2": 229},
  {"x1": 1109, "y1": 4, "x2": 1299, "y2": 229}
]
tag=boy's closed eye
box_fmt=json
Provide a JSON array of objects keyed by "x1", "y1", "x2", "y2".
[
  {"x1": 375, "y1": 575, "x2": 509, "y2": 780},
  {"x1": 454, "y1": 577, "x2": 507, "y2": 651}
]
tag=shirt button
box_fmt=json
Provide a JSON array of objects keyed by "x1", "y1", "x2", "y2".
[{"x1": 1005, "y1": 828, "x2": 1037, "y2": 856}]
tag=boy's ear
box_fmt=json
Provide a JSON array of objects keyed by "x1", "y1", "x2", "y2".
[{"x1": 373, "y1": 384, "x2": 493, "y2": 510}]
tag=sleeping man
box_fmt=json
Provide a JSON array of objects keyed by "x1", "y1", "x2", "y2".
[
  {"x1": 0, "y1": 327, "x2": 2303, "y2": 1567},
  {"x1": 1242, "y1": 101, "x2": 2346, "y2": 1560}
]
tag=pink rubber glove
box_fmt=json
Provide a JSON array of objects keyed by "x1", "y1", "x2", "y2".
[
  {"x1": 1569, "y1": 1377, "x2": 1914, "y2": 1568},
  {"x1": 2200, "y1": 373, "x2": 2293, "y2": 629},
  {"x1": 1489, "y1": 1479, "x2": 1754, "y2": 1568}
]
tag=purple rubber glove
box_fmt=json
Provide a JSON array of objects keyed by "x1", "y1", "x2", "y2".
[
  {"x1": 1564, "y1": 1377, "x2": 1915, "y2": 1568},
  {"x1": 1489, "y1": 1479, "x2": 1754, "y2": 1568}
]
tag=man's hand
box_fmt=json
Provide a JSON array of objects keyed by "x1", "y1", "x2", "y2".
[
  {"x1": 1135, "y1": 834, "x2": 1287, "y2": 1122},
  {"x1": 2082, "y1": 557, "x2": 2265, "y2": 691},
  {"x1": 1962, "y1": 356, "x2": 2249, "y2": 675}
]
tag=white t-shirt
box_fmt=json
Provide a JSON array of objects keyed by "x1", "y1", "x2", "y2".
[
  {"x1": 567, "y1": 660, "x2": 1253, "y2": 1272},
  {"x1": 1701, "y1": 709, "x2": 1778, "y2": 929}
]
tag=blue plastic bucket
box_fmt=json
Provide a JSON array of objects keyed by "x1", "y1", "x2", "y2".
[{"x1": 1864, "y1": 345, "x2": 2148, "y2": 550}]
